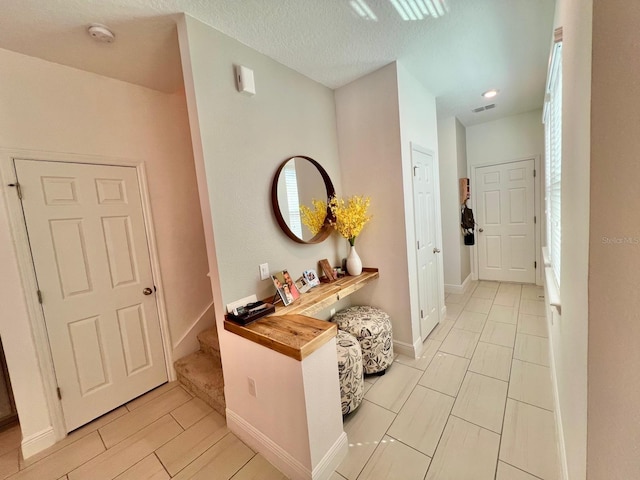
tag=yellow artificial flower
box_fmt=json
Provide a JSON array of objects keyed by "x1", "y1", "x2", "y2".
[
  {"x1": 300, "y1": 199, "x2": 328, "y2": 235},
  {"x1": 329, "y1": 195, "x2": 372, "y2": 246}
]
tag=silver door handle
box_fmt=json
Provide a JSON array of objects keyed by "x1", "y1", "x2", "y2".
[
  {"x1": 143, "y1": 287, "x2": 153, "y2": 295},
  {"x1": 433, "y1": 248, "x2": 441, "y2": 254},
  {"x1": 478, "y1": 228, "x2": 484, "y2": 233}
]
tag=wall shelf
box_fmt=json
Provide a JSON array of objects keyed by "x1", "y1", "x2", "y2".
[
  {"x1": 223, "y1": 268, "x2": 379, "y2": 360},
  {"x1": 271, "y1": 267, "x2": 379, "y2": 317}
]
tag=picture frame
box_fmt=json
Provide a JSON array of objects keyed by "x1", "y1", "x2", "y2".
[
  {"x1": 295, "y1": 275, "x2": 312, "y2": 294},
  {"x1": 271, "y1": 270, "x2": 300, "y2": 306},
  {"x1": 319, "y1": 259, "x2": 337, "y2": 282},
  {"x1": 303, "y1": 269, "x2": 320, "y2": 287}
]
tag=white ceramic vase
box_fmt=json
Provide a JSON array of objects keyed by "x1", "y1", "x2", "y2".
[{"x1": 346, "y1": 245, "x2": 363, "y2": 276}]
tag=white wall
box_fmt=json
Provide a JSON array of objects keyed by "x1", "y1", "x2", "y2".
[
  {"x1": 437, "y1": 116, "x2": 470, "y2": 290},
  {"x1": 466, "y1": 109, "x2": 544, "y2": 167},
  {"x1": 178, "y1": 15, "x2": 344, "y2": 308},
  {"x1": 588, "y1": 1, "x2": 640, "y2": 478},
  {"x1": 548, "y1": 1, "x2": 591, "y2": 478},
  {"x1": 177, "y1": 15, "x2": 349, "y2": 472},
  {"x1": 335, "y1": 62, "x2": 440, "y2": 353},
  {"x1": 396, "y1": 62, "x2": 443, "y2": 343},
  {"x1": 334, "y1": 64, "x2": 409, "y2": 343},
  {"x1": 456, "y1": 119, "x2": 471, "y2": 281},
  {"x1": 0, "y1": 47, "x2": 212, "y2": 449}
]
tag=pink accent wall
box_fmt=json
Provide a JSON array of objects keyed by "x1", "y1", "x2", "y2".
[
  {"x1": 589, "y1": 1, "x2": 640, "y2": 478},
  {"x1": 0, "y1": 46, "x2": 212, "y2": 445}
]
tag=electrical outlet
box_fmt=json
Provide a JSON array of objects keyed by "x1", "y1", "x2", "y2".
[
  {"x1": 248, "y1": 377, "x2": 257, "y2": 397},
  {"x1": 259, "y1": 263, "x2": 269, "y2": 280},
  {"x1": 330, "y1": 308, "x2": 336, "y2": 318}
]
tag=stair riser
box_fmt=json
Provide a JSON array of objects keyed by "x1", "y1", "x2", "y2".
[
  {"x1": 176, "y1": 371, "x2": 226, "y2": 417},
  {"x1": 197, "y1": 328, "x2": 221, "y2": 355},
  {"x1": 199, "y1": 343, "x2": 222, "y2": 361}
]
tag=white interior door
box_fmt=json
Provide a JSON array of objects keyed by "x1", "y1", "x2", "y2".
[
  {"x1": 476, "y1": 159, "x2": 536, "y2": 283},
  {"x1": 412, "y1": 147, "x2": 442, "y2": 339},
  {"x1": 14, "y1": 159, "x2": 167, "y2": 431}
]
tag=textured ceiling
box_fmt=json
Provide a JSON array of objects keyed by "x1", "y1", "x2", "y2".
[{"x1": 0, "y1": 0, "x2": 555, "y2": 126}]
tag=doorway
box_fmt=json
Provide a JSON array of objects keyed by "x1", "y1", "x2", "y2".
[
  {"x1": 411, "y1": 144, "x2": 444, "y2": 340},
  {"x1": 473, "y1": 158, "x2": 538, "y2": 283},
  {"x1": 13, "y1": 159, "x2": 168, "y2": 432}
]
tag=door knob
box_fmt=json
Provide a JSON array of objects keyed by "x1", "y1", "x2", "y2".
[
  {"x1": 478, "y1": 228, "x2": 484, "y2": 233},
  {"x1": 143, "y1": 287, "x2": 153, "y2": 295},
  {"x1": 433, "y1": 247, "x2": 441, "y2": 254}
]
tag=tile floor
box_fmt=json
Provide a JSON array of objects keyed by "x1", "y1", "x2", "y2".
[{"x1": 0, "y1": 281, "x2": 560, "y2": 480}]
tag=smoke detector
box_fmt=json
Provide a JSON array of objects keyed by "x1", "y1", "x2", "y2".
[{"x1": 87, "y1": 24, "x2": 115, "y2": 43}]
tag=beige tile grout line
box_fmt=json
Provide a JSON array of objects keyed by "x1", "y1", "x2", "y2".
[
  {"x1": 492, "y1": 284, "x2": 524, "y2": 480},
  {"x1": 358, "y1": 281, "x2": 483, "y2": 479}
]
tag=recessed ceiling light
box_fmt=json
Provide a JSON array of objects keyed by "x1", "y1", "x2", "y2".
[{"x1": 482, "y1": 89, "x2": 499, "y2": 99}]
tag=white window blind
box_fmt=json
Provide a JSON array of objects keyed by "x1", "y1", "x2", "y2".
[
  {"x1": 544, "y1": 39, "x2": 562, "y2": 285},
  {"x1": 284, "y1": 163, "x2": 303, "y2": 238}
]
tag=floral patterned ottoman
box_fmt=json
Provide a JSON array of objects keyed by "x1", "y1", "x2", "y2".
[
  {"x1": 333, "y1": 306, "x2": 394, "y2": 375},
  {"x1": 336, "y1": 329, "x2": 364, "y2": 415}
]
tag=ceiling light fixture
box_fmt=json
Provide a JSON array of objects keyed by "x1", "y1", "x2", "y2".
[
  {"x1": 406, "y1": 0, "x2": 425, "y2": 20},
  {"x1": 482, "y1": 89, "x2": 499, "y2": 99},
  {"x1": 350, "y1": 0, "x2": 379, "y2": 21},
  {"x1": 87, "y1": 23, "x2": 115, "y2": 43},
  {"x1": 390, "y1": 0, "x2": 448, "y2": 21}
]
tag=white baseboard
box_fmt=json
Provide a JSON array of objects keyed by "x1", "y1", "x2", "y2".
[
  {"x1": 444, "y1": 273, "x2": 472, "y2": 295},
  {"x1": 21, "y1": 426, "x2": 56, "y2": 459},
  {"x1": 312, "y1": 432, "x2": 348, "y2": 480},
  {"x1": 545, "y1": 301, "x2": 569, "y2": 480},
  {"x1": 227, "y1": 409, "x2": 347, "y2": 480},
  {"x1": 393, "y1": 338, "x2": 421, "y2": 358},
  {"x1": 171, "y1": 301, "x2": 216, "y2": 364}
]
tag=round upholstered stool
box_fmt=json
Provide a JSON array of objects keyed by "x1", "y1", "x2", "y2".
[
  {"x1": 336, "y1": 330, "x2": 364, "y2": 415},
  {"x1": 333, "y1": 306, "x2": 394, "y2": 375}
]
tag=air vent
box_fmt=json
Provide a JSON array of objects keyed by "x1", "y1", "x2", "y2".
[{"x1": 471, "y1": 103, "x2": 496, "y2": 113}]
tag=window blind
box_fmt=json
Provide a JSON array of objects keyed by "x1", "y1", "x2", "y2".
[
  {"x1": 544, "y1": 40, "x2": 562, "y2": 286},
  {"x1": 284, "y1": 163, "x2": 303, "y2": 238}
]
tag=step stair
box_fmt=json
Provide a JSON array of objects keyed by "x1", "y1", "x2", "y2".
[{"x1": 174, "y1": 327, "x2": 225, "y2": 417}]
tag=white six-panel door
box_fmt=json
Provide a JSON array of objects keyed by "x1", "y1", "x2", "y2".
[
  {"x1": 476, "y1": 159, "x2": 536, "y2": 283},
  {"x1": 14, "y1": 159, "x2": 167, "y2": 431},
  {"x1": 412, "y1": 147, "x2": 442, "y2": 339}
]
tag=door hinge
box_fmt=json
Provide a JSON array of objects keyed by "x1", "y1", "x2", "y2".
[
  {"x1": 534, "y1": 216, "x2": 537, "y2": 224},
  {"x1": 7, "y1": 182, "x2": 22, "y2": 199},
  {"x1": 57, "y1": 387, "x2": 62, "y2": 400},
  {"x1": 533, "y1": 169, "x2": 537, "y2": 177},
  {"x1": 534, "y1": 261, "x2": 537, "y2": 269},
  {"x1": 420, "y1": 309, "x2": 424, "y2": 319},
  {"x1": 417, "y1": 240, "x2": 420, "y2": 249},
  {"x1": 37, "y1": 290, "x2": 43, "y2": 304}
]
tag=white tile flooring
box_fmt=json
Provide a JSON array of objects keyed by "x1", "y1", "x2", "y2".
[{"x1": 0, "y1": 281, "x2": 560, "y2": 480}]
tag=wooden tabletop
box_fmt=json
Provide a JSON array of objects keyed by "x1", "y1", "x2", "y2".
[
  {"x1": 223, "y1": 268, "x2": 379, "y2": 361},
  {"x1": 224, "y1": 314, "x2": 337, "y2": 361}
]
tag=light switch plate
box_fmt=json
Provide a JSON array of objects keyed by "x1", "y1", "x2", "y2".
[{"x1": 259, "y1": 263, "x2": 270, "y2": 280}]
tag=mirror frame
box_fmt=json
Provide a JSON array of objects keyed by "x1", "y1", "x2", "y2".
[{"x1": 271, "y1": 155, "x2": 335, "y2": 244}]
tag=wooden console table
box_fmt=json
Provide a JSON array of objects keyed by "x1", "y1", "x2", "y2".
[{"x1": 223, "y1": 268, "x2": 379, "y2": 360}]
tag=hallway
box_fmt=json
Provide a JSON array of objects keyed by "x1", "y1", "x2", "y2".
[
  {"x1": 0, "y1": 282, "x2": 559, "y2": 480},
  {"x1": 336, "y1": 280, "x2": 559, "y2": 479}
]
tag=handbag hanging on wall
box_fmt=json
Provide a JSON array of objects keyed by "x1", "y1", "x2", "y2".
[{"x1": 461, "y1": 203, "x2": 476, "y2": 246}]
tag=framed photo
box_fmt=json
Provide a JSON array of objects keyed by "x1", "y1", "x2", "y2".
[
  {"x1": 295, "y1": 275, "x2": 312, "y2": 294},
  {"x1": 319, "y1": 259, "x2": 337, "y2": 282},
  {"x1": 271, "y1": 270, "x2": 300, "y2": 306},
  {"x1": 303, "y1": 269, "x2": 320, "y2": 287}
]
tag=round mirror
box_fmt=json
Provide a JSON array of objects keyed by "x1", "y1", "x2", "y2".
[{"x1": 271, "y1": 156, "x2": 335, "y2": 244}]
